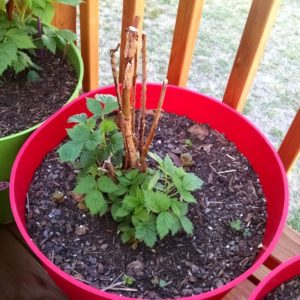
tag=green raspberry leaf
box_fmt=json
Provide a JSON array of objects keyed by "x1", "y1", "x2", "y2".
[
  {"x1": 179, "y1": 190, "x2": 197, "y2": 203},
  {"x1": 67, "y1": 124, "x2": 91, "y2": 142},
  {"x1": 86, "y1": 98, "x2": 103, "y2": 116},
  {"x1": 147, "y1": 171, "x2": 160, "y2": 190},
  {"x1": 68, "y1": 113, "x2": 88, "y2": 124},
  {"x1": 123, "y1": 195, "x2": 140, "y2": 210},
  {"x1": 100, "y1": 118, "x2": 118, "y2": 133},
  {"x1": 41, "y1": 34, "x2": 56, "y2": 53},
  {"x1": 74, "y1": 175, "x2": 97, "y2": 195},
  {"x1": 135, "y1": 220, "x2": 157, "y2": 248},
  {"x1": 97, "y1": 176, "x2": 119, "y2": 193},
  {"x1": 85, "y1": 190, "x2": 106, "y2": 215},
  {"x1": 95, "y1": 94, "x2": 119, "y2": 115},
  {"x1": 182, "y1": 173, "x2": 203, "y2": 191},
  {"x1": 0, "y1": 41, "x2": 18, "y2": 75},
  {"x1": 115, "y1": 206, "x2": 130, "y2": 218},
  {"x1": 156, "y1": 211, "x2": 174, "y2": 239},
  {"x1": 57, "y1": 140, "x2": 83, "y2": 162},
  {"x1": 171, "y1": 200, "x2": 188, "y2": 217},
  {"x1": 108, "y1": 132, "x2": 124, "y2": 153},
  {"x1": 57, "y1": 29, "x2": 77, "y2": 42},
  {"x1": 144, "y1": 190, "x2": 171, "y2": 213},
  {"x1": 7, "y1": 28, "x2": 35, "y2": 49},
  {"x1": 180, "y1": 216, "x2": 194, "y2": 235}
]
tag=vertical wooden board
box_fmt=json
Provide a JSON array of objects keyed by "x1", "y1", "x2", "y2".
[
  {"x1": 119, "y1": 0, "x2": 145, "y2": 82},
  {"x1": 80, "y1": 0, "x2": 99, "y2": 91},
  {"x1": 223, "y1": 0, "x2": 281, "y2": 112},
  {"x1": 278, "y1": 109, "x2": 300, "y2": 173},
  {"x1": 223, "y1": 279, "x2": 256, "y2": 300},
  {"x1": 0, "y1": 227, "x2": 67, "y2": 300},
  {"x1": 167, "y1": 0, "x2": 204, "y2": 87},
  {"x1": 52, "y1": 3, "x2": 76, "y2": 32}
]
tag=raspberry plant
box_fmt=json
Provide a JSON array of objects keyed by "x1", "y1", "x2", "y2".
[
  {"x1": 58, "y1": 21, "x2": 203, "y2": 247},
  {"x1": 0, "y1": 0, "x2": 80, "y2": 76}
]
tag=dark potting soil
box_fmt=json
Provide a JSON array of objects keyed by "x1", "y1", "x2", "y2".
[
  {"x1": 0, "y1": 51, "x2": 77, "y2": 137},
  {"x1": 27, "y1": 112, "x2": 267, "y2": 299},
  {"x1": 265, "y1": 276, "x2": 300, "y2": 300}
]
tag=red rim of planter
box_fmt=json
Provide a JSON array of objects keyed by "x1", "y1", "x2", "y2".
[
  {"x1": 10, "y1": 84, "x2": 289, "y2": 300},
  {"x1": 249, "y1": 255, "x2": 300, "y2": 300}
]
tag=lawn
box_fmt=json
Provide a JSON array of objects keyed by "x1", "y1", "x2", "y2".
[{"x1": 98, "y1": 0, "x2": 300, "y2": 229}]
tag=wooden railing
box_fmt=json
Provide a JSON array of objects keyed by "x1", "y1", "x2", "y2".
[{"x1": 52, "y1": 0, "x2": 300, "y2": 173}]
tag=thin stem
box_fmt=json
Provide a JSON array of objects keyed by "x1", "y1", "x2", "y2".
[
  {"x1": 110, "y1": 43, "x2": 122, "y2": 109},
  {"x1": 138, "y1": 32, "x2": 147, "y2": 154},
  {"x1": 140, "y1": 79, "x2": 168, "y2": 171}
]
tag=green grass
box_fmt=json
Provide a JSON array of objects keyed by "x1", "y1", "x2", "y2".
[{"x1": 99, "y1": 0, "x2": 300, "y2": 230}]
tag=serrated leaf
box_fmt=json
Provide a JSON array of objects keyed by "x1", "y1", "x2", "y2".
[
  {"x1": 121, "y1": 231, "x2": 132, "y2": 244},
  {"x1": 58, "y1": 29, "x2": 77, "y2": 42},
  {"x1": 169, "y1": 213, "x2": 182, "y2": 236},
  {"x1": 41, "y1": 34, "x2": 56, "y2": 53},
  {"x1": 97, "y1": 176, "x2": 118, "y2": 193},
  {"x1": 0, "y1": 41, "x2": 18, "y2": 75},
  {"x1": 115, "y1": 206, "x2": 130, "y2": 218},
  {"x1": 32, "y1": 2, "x2": 55, "y2": 24},
  {"x1": 118, "y1": 223, "x2": 131, "y2": 232},
  {"x1": 67, "y1": 124, "x2": 91, "y2": 142},
  {"x1": 74, "y1": 175, "x2": 97, "y2": 195},
  {"x1": 100, "y1": 118, "x2": 118, "y2": 133},
  {"x1": 171, "y1": 200, "x2": 188, "y2": 217},
  {"x1": 7, "y1": 28, "x2": 35, "y2": 49},
  {"x1": 111, "y1": 203, "x2": 123, "y2": 221},
  {"x1": 108, "y1": 132, "x2": 124, "y2": 153},
  {"x1": 123, "y1": 195, "x2": 139, "y2": 210},
  {"x1": 144, "y1": 190, "x2": 171, "y2": 213},
  {"x1": 12, "y1": 55, "x2": 27, "y2": 73},
  {"x1": 148, "y1": 171, "x2": 160, "y2": 190},
  {"x1": 85, "y1": 190, "x2": 106, "y2": 215},
  {"x1": 32, "y1": 0, "x2": 47, "y2": 9},
  {"x1": 156, "y1": 211, "x2": 174, "y2": 239},
  {"x1": 148, "y1": 152, "x2": 163, "y2": 166},
  {"x1": 86, "y1": 98, "x2": 103, "y2": 116},
  {"x1": 180, "y1": 216, "x2": 194, "y2": 235},
  {"x1": 95, "y1": 94, "x2": 119, "y2": 115},
  {"x1": 182, "y1": 173, "x2": 203, "y2": 191},
  {"x1": 68, "y1": 113, "x2": 88, "y2": 124},
  {"x1": 135, "y1": 220, "x2": 157, "y2": 248},
  {"x1": 179, "y1": 190, "x2": 197, "y2": 203},
  {"x1": 57, "y1": 140, "x2": 83, "y2": 162},
  {"x1": 163, "y1": 154, "x2": 176, "y2": 175}
]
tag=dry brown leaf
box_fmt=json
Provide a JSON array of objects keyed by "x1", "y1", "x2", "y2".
[
  {"x1": 70, "y1": 191, "x2": 84, "y2": 203},
  {"x1": 168, "y1": 152, "x2": 183, "y2": 167},
  {"x1": 188, "y1": 124, "x2": 209, "y2": 140},
  {"x1": 180, "y1": 153, "x2": 194, "y2": 166},
  {"x1": 198, "y1": 144, "x2": 213, "y2": 153}
]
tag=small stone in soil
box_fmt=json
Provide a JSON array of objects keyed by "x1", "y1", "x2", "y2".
[
  {"x1": 126, "y1": 260, "x2": 144, "y2": 276},
  {"x1": 75, "y1": 225, "x2": 88, "y2": 236}
]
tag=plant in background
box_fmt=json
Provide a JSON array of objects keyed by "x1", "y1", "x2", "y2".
[
  {"x1": 58, "y1": 20, "x2": 203, "y2": 248},
  {"x1": 0, "y1": 0, "x2": 80, "y2": 77}
]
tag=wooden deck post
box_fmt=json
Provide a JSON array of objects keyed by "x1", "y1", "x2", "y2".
[
  {"x1": 222, "y1": 0, "x2": 281, "y2": 112},
  {"x1": 52, "y1": 4, "x2": 76, "y2": 32},
  {"x1": 167, "y1": 0, "x2": 205, "y2": 86},
  {"x1": 278, "y1": 109, "x2": 300, "y2": 173},
  {"x1": 119, "y1": 0, "x2": 145, "y2": 82},
  {"x1": 80, "y1": 0, "x2": 99, "y2": 91}
]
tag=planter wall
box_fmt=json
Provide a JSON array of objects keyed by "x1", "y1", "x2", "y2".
[
  {"x1": 0, "y1": 41, "x2": 83, "y2": 224},
  {"x1": 10, "y1": 84, "x2": 288, "y2": 299},
  {"x1": 249, "y1": 255, "x2": 300, "y2": 300}
]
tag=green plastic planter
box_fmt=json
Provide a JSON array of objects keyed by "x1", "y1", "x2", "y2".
[{"x1": 0, "y1": 41, "x2": 83, "y2": 224}]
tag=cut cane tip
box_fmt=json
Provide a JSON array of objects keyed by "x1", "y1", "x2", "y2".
[
  {"x1": 163, "y1": 79, "x2": 168, "y2": 85},
  {"x1": 128, "y1": 26, "x2": 138, "y2": 32},
  {"x1": 142, "y1": 31, "x2": 147, "y2": 36}
]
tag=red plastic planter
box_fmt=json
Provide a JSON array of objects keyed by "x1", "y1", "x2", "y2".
[
  {"x1": 249, "y1": 255, "x2": 300, "y2": 300},
  {"x1": 10, "y1": 84, "x2": 288, "y2": 300}
]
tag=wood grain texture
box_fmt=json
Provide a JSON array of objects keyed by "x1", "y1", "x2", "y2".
[
  {"x1": 80, "y1": 0, "x2": 99, "y2": 91},
  {"x1": 224, "y1": 279, "x2": 255, "y2": 300},
  {"x1": 52, "y1": 3, "x2": 76, "y2": 32},
  {"x1": 278, "y1": 109, "x2": 300, "y2": 173},
  {"x1": 0, "y1": 226, "x2": 67, "y2": 300},
  {"x1": 223, "y1": 0, "x2": 281, "y2": 112},
  {"x1": 249, "y1": 264, "x2": 271, "y2": 285},
  {"x1": 167, "y1": 0, "x2": 204, "y2": 86},
  {"x1": 119, "y1": 0, "x2": 145, "y2": 82}
]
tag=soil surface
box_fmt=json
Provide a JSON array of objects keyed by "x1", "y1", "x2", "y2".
[
  {"x1": 0, "y1": 51, "x2": 77, "y2": 137},
  {"x1": 266, "y1": 276, "x2": 300, "y2": 300},
  {"x1": 27, "y1": 112, "x2": 267, "y2": 299}
]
